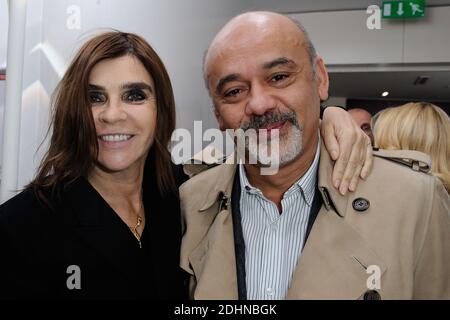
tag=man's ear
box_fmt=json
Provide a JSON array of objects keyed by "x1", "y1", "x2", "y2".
[
  {"x1": 314, "y1": 56, "x2": 329, "y2": 101},
  {"x1": 214, "y1": 107, "x2": 226, "y2": 131}
]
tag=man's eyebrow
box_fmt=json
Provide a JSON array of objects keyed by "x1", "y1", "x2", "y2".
[
  {"x1": 263, "y1": 57, "x2": 297, "y2": 70},
  {"x1": 215, "y1": 73, "x2": 239, "y2": 94}
]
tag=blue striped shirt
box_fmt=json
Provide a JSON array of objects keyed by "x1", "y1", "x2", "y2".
[{"x1": 239, "y1": 140, "x2": 320, "y2": 300}]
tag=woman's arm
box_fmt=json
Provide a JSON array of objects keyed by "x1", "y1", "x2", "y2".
[{"x1": 321, "y1": 106, "x2": 373, "y2": 195}]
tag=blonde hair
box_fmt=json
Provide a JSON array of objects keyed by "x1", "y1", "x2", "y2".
[{"x1": 374, "y1": 102, "x2": 450, "y2": 193}]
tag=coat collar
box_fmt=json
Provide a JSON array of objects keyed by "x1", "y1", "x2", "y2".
[
  {"x1": 199, "y1": 160, "x2": 237, "y2": 212},
  {"x1": 197, "y1": 140, "x2": 349, "y2": 216}
]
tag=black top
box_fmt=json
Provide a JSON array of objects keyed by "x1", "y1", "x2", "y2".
[{"x1": 0, "y1": 165, "x2": 189, "y2": 300}]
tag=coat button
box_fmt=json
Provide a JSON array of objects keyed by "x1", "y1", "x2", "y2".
[
  {"x1": 363, "y1": 290, "x2": 381, "y2": 300},
  {"x1": 353, "y1": 198, "x2": 370, "y2": 212}
]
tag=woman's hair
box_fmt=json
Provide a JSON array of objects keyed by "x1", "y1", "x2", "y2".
[
  {"x1": 374, "y1": 102, "x2": 450, "y2": 193},
  {"x1": 30, "y1": 31, "x2": 176, "y2": 199}
]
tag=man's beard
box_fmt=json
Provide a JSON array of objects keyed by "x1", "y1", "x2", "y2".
[{"x1": 240, "y1": 109, "x2": 304, "y2": 168}]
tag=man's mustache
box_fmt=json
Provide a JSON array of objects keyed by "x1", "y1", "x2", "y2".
[{"x1": 240, "y1": 110, "x2": 299, "y2": 131}]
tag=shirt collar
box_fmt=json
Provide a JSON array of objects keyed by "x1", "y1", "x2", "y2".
[{"x1": 239, "y1": 135, "x2": 321, "y2": 206}]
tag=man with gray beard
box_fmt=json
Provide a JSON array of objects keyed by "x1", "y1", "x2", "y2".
[
  {"x1": 179, "y1": 11, "x2": 450, "y2": 300},
  {"x1": 240, "y1": 109, "x2": 303, "y2": 175}
]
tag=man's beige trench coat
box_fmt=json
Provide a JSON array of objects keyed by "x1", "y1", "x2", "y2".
[{"x1": 180, "y1": 143, "x2": 450, "y2": 299}]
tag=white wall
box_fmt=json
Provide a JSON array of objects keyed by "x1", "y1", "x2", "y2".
[
  {"x1": 0, "y1": 0, "x2": 7, "y2": 69},
  {"x1": 290, "y1": 7, "x2": 450, "y2": 66},
  {"x1": 0, "y1": 0, "x2": 46, "y2": 188},
  {"x1": 291, "y1": 10, "x2": 403, "y2": 65},
  {"x1": 0, "y1": 79, "x2": 4, "y2": 180},
  {"x1": 0, "y1": 0, "x2": 9, "y2": 177},
  {"x1": 403, "y1": 7, "x2": 450, "y2": 63}
]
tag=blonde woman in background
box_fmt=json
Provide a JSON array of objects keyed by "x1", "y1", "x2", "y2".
[{"x1": 374, "y1": 102, "x2": 450, "y2": 193}]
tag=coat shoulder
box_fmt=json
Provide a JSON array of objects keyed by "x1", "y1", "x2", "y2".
[
  {"x1": 181, "y1": 145, "x2": 227, "y2": 178},
  {"x1": 0, "y1": 188, "x2": 48, "y2": 225},
  {"x1": 364, "y1": 148, "x2": 439, "y2": 204},
  {"x1": 373, "y1": 148, "x2": 432, "y2": 174},
  {"x1": 180, "y1": 163, "x2": 235, "y2": 198},
  {"x1": 346, "y1": 148, "x2": 449, "y2": 255},
  {"x1": 0, "y1": 188, "x2": 57, "y2": 247},
  {"x1": 179, "y1": 163, "x2": 235, "y2": 229}
]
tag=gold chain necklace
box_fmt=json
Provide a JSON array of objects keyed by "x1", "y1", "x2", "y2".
[
  {"x1": 129, "y1": 197, "x2": 144, "y2": 248},
  {"x1": 130, "y1": 215, "x2": 143, "y2": 248}
]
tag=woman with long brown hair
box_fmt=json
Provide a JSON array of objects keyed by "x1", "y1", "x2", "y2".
[{"x1": 0, "y1": 31, "x2": 187, "y2": 299}]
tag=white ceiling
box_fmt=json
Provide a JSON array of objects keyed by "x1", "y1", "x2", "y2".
[{"x1": 249, "y1": 0, "x2": 450, "y2": 13}]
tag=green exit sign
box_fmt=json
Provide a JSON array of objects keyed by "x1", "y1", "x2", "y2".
[{"x1": 382, "y1": 0, "x2": 426, "y2": 19}]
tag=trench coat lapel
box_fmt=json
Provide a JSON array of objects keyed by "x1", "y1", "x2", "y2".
[{"x1": 187, "y1": 164, "x2": 239, "y2": 300}]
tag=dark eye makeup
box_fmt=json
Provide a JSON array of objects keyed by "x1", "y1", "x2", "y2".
[
  {"x1": 88, "y1": 91, "x2": 107, "y2": 104},
  {"x1": 122, "y1": 88, "x2": 148, "y2": 103},
  {"x1": 87, "y1": 84, "x2": 151, "y2": 106}
]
